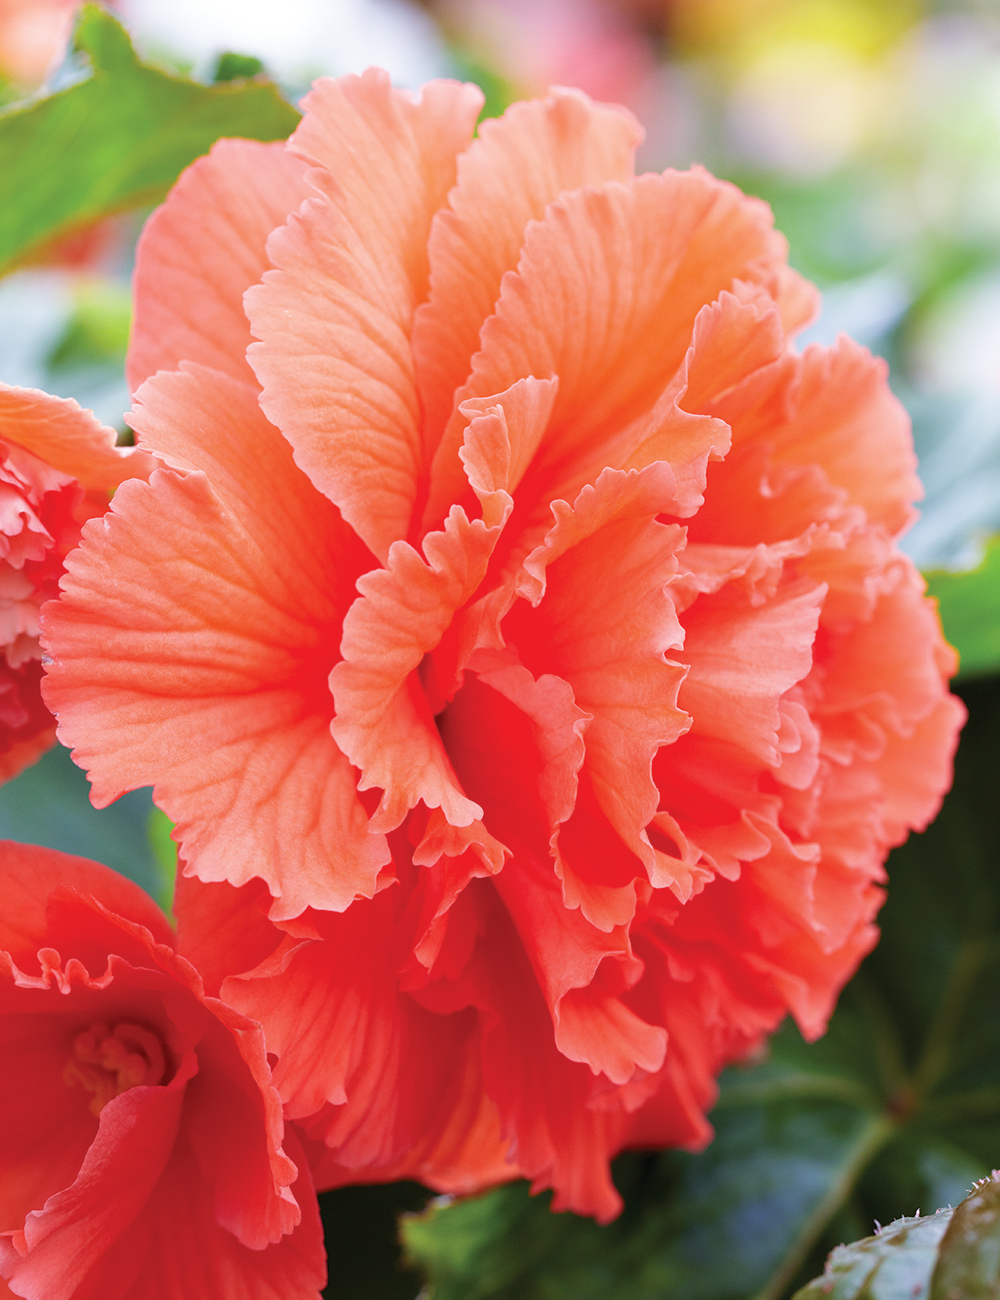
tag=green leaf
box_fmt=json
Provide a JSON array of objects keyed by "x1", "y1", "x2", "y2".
[
  {"x1": 401, "y1": 672, "x2": 1000, "y2": 1300},
  {"x1": 446, "y1": 50, "x2": 515, "y2": 123},
  {"x1": 146, "y1": 807, "x2": 178, "y2": 916},
  {"x1": 212, "y1": 52, "x2": 267, "y2": 83},
  {"x1": 793, "y1": 1173, "x2": 1000, "y2": 1300},
  {"x1": 793, "y1": 1213, "x2": 951, "y2": 1300},
  {"x1": 319, "y1": 1182, "x2": 428, "y2": 1300},
  {"x1": 929, "y1": 1175, "x2": 1000, "y2": 1299},
  {"x1": 925, "y1": 538, "x2": 1000, "y2": 681},
  {"x1": 405, "y1": 1109, "x2": 894, "y2": 1300},
  {"x1": 0, "y1": 5, "x2": 299, "y2": 272},
  {"x1": 48, "y1": 278, "x2": 132, "y2": 369},
  {"x1": 0, "y1": 742, "x2": 164, "y2": 903}
]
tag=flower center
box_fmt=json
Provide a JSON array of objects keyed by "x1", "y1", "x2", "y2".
[{"x1": 63, "y1": 1021, "x2": 168, "y2": 1117}]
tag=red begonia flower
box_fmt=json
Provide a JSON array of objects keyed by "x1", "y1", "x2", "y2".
[
  {"x1": 0, "y1": 841, "x2": 325, "y2": 1300},
  {"x1": 41, "y1": 75, "x2": 964, "y2": 1219},
  {"x1": 0, "y1": 386, "x2": 151, "y2": 783}
]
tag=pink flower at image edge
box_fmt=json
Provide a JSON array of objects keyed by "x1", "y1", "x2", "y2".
[
  {"x1": 0, "y1": 841, "x2": 325, "y2": 1300},
  {"x1": 0, "y1": 386, "x2": 151, "y2": 783}
]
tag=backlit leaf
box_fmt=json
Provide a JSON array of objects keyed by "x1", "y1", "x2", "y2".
[
  {"x1": 0, "y1": 5, "x2": 299, "y2": 271},
  {"x1": 925, "y1": 538, "x2": 1000, "y2": 681}
]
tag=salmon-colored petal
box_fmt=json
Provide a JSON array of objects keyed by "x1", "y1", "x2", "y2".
[
  {"x1": 0, "y1": 1083, "x2": 183, "y2": 1300},
  {"x1": 223, "y1": 902, "x2": 408, "y2": 1127},
  {"x1": 425, "y1": 890, "x2": 627, "y2": 1222},
  {"x1": 0, "y1": 386, "x2": 153, "y2": 492},
  {"x1": 778, "y1": 340, "x2": 920, "y2": 537},
  {"x1": 604, "y1": 290, "x2": 782, "y2": 508},
  {"x1": 711, "y1": 336, "x2": 921, "y2": 537},
  {"x1": 0, "y1": 1007, "x2": 98, "y2": 1237},
  {"x1": 419, "y1": 379, "x2": 560, "y2": 704},
  {"x1": 126, "y1": 365, "x2": 372, "y2": 610},
  {"x1": 173, "y1": 875, "x2": 279, "y2": 1000},
  {"x1": 441, "y1": 670, "x2": 576, "y2": 869},
  {"x1": 441, "y1": 669, "x2": 626, "y2": 991},
  {"x1": 813, "y1": 563, "x2": 956, "y2": 765},
  {"x1": 303, "y1": 1042, "x2": 516, "y2": 1196},
  {"x1": 412, "y1": 88, "x2": 641, "y2": 455},
  {"x1": 440, "y1": 672, "x2": 654, "y2": 1081},
  {"x1": 0, "y1": 842, "x2": 173, "y2": 966},
  {"x1": 247, "y1": 72, "x2": 483, "y2": 561},
  {"x1": 681, "y1": 291, "x2": 787, "y2": 416},
  {"x1": 511, "y1": 466, "x2": 690, "y2": 886},
  {"x1": 554, "y1": 937, "x2": 667, "y2": 1086},
  {"x1": 330, "y1": 497, "x2": 512, "y2": 834},
  {"x1": 426, "y1": 168, "x2": 793, "y2": 523},
  {"x1": 494, "y1": 857, "x2": 656, "y2": 1082},
  {"x1": 289, "y1": 73, "x2": 483, "y2": 275},
  {"x1": 127, "y1": 140, "x2": 313, "y2": 391},
  {"x1": 42, "y1": 371, "x2": 386, "y2": 920},
  {"x1": 466, "y1": 652, "x2": 590, "y2": 834},
  {"x1": 677, "y1": 577, "x2": 825, "y2": 769},
  {"x1": 878, "y1": 693, "x2": 965, "y2": 844},
  {"x1": 420, "y1": 650, "x2": 592, "y2": 952},
  {"x1": 220, "y1": 876, "x2": 479, "y2": 1179},
  {"x1": 458, "y1": 376, "x2": 559, "y2": 524}
]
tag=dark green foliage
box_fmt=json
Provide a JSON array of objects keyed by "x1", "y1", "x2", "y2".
[
  {"x1": 929, "y1": 1175, "x2": 1000, "y2": 1300},
  {"x1": 794, "y1": 1212, "x2": 951, "y2": 1300},
  {"x1": 320, "y1": 1182, "x2": 428, "y2": 1300},
  {"x1": 794, "y1": 1173, "x2": 1000, "y2": 1300}
]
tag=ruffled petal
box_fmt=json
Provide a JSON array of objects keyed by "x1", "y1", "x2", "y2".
[
  {"x1": 511, "y1": 466, "x2": 690, "y2": 885},
  {"x1": 709, "y1": 336, "x2": 921, "y2": 537},
  {"x1": 127, "y1": 140, "x2": 313, "y2": 390},
  {"x1": 426, "y1": 168, "x2": 793, "y2": 523},
  {"x1": 412, "y1": 88, "x2": 641, "y2": 454},
  {"x1": 0, "y1": 386, "x2": 153, "y2": 492},
  {"x1": 173, "y1": 876, "x2": 279, "y2": 1000},
  {"x1": 42, "y1": 370, "x2": 386, "y2": 920},
  {"x1": 330, "y1": 508, "x2": 508, "y2": 835},
  {"x1": 63, "y1": 1128, "x2": 323, "y2": 1300},
  {"x1": 878, "y1": 693, "x2": 965, "y2": 843},
  {"x1": 439, "y1": 672, "x2": 663, "y2": 1084},
  {"x1": 218, "y1": 872, "x2": 481, "y2": 1180},
  {"x1": 247, "y1": 72, "x2": 483, "y2": 561},
  {"x1": 0, "y1": 1081, "x2": 185, "y2": 1300},
  {"x1": 303, "y1": 1044, "x2": 515, "y2": 1196},
  {"x1": 0, "y1": 842, "x2": 173, "y2": 966},
  {"x1": 675, "y1": 576, "x2": 825, "y2": 770},
  {"x1": 427, "y1": 888, "x2": 627, "y2": 1222}
]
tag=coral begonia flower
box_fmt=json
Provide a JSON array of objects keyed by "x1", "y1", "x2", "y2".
[
  {"x1": 0, "y1": 841, "x2": 325, "y2": 1300},
  {"x1": 0, "y1": 386, "x2": 150, "y2": 784},
  {"x1": 41, "y1": 74, "x2": 964, "y2": 1220}
]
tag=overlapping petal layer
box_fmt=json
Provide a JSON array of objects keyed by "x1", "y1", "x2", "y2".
[
  {"x1": 0, "y1": 843, "x2": 325, "y2": 1300},
  {"x1": 42, "y1": 73, "x2": 962, "y2": 1219},
  {"x1": 0, "y1": 387, "x2": 151, "y2": 782}
]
